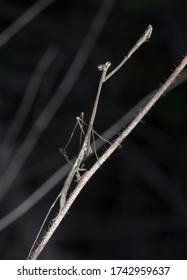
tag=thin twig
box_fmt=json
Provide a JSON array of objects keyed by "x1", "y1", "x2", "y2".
[
  {"x1": 29, "y1": 54, "x2": 187, "y2": 259},
  {"x1": 1, "y1": 63, "x2": 187, "y2": 232},
  {"x1": 28, "y1": 24, "x2": 153, "y2": 259}
]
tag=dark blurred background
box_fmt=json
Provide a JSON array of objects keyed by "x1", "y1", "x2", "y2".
[{"x1": 0, "y1": 0, "x2": 187, "y2": 260}]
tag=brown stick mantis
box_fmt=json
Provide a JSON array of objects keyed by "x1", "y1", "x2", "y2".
[
  {"x1": 27, "y1": 25, "x2": 153, "y2": 259},
  {"x1": 59, "y1": 61, "x2": 111, "y2": 208},
  {"x1": 59, "y1": 25, "x2": 153, "y2": 209}
]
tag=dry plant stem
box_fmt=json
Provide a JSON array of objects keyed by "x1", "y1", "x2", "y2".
[
  {"x1": 0, "y1": 0, "x2": 56, "y2": 48},
  {"x1": 1, "y1": 66, "x2": 187, "y2": 232},
  {"x1": 29, "y1": 54, "x2": 187, "y2": 260},
  {"x1": 28, "y1": 24, "x2": 153, "y2": 259},
  {"x1": 0, "y1": 65, "x2": 186, "y2": 233}
]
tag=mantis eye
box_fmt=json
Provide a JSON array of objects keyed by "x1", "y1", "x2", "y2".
[{"x1": 98, "y1": 64, "x2": 104, "y2": 71}]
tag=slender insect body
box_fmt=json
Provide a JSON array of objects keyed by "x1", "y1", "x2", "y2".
[{"x1": 59, "y1": 61, "x2": 112, "y2": 208}]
